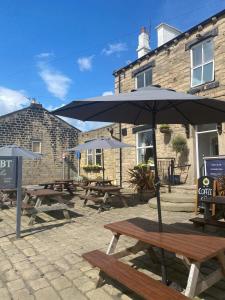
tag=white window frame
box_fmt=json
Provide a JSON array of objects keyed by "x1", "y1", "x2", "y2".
[
  {"x1": 32, "y1": 140, "x2": 42, "y2": 154},
  {"x1": 191, "y1": 38, "x2": 214, "y2": 88},
  {"x1": 135, "y1": 68, "x2": 152, "y2": 89},
  {"x1": 136, "y1": 129, "x2": 153, "y2": 164},
  {"x1": 86, "y1": 149, "x2": 102, "y2": 165}
]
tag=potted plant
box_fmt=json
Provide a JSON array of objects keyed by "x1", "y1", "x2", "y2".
[
  {"x1": 128, "y1": 166, "x2": 155, "y2": 201},
  {"x1": 159, "y1": 124, "x2": 171, "y2": 134},
  {"x1": 172, "y1": 135, "x2": 187, "y2": 153},
  {"x1": 83, "y1": 164, "x2": 102, "y2": 172}
]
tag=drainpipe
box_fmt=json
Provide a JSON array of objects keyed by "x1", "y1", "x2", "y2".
[{"x1": 118, "y1": 73, "x2": 122, "y2": 187}]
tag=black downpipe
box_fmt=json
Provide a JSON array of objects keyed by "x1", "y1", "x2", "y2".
[
  {"x1": 152, "y1": 107, "x2": 167, "y2": 284},
  {"x1": 118, "y1": 74, "x2": 122, "y2": 187}
]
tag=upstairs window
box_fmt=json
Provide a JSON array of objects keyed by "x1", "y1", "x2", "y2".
[
  {"x1": 32, "y1": 141, "x2": 42, "y2": 154},
  {"x1": 136, "y1": 68, "x2": 152, "y2": 89},
  {"x1": 191, "y1": 39, "x2": 214, "y2": 87},
  {"x1": 86, "y1": 149, "x2": 102, "y2": 165}
]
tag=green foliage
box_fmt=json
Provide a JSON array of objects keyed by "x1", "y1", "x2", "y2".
[
  {"x1": 128, "y1": 167, "x2": 155, "y2": 191},
  {"x1": 159, "y1": 124, "x2": 171, "y2": 133},
  {"x1": 172, "y1": 135, "x2": 187, "y2": 153},
  {"x1": 83, "y1": 164, "x2": 102, "y2": 172}
]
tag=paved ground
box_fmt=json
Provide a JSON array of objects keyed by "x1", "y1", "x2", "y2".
[{"x1": 0, "y1": 191, "x2": 225, "y2": 300}]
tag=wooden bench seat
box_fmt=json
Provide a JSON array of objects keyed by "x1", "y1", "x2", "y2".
[
  {"x1": 83, "y1": 250, "x2": 189, "y2": 300},
  {"x1": 79, "y1": 194, "x2": 103, "y2": 203},
  {"x1": 190, "y1": 217, "x2": 225, "y2": 229}
]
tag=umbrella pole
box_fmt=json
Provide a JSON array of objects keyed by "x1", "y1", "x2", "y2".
[{"x1": 152, "y1": 112, "x2": 167, "y2": 284}]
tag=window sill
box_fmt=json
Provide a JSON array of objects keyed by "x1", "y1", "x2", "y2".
[{"x1": 188, "y1": 81, "x2": 219, "y2": 94}]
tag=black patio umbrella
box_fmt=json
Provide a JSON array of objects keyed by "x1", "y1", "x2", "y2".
[
  {"x1": 53, "y1": 85, "x2": 225, "y2": 283},
  {"x1": 67, "y1": 137, "x2": 133, "y2": 181}
]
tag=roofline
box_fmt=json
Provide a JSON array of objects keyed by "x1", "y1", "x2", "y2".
[
  {"x1": 113, "y1": 8, "x2": 225, "y2": 76},
  {"x1": 0, "y1": 105, "x2": 81, "y2": 132},
  {"x1": 155, "y1": 22, "x2": 182, "y2": 33},
  {"x1": 80, "y1": 123, "x2": 115, "y2": 134}
]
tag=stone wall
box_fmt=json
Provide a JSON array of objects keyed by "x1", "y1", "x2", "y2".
[{"x1": 0, "y1": 103, "x2": 79, "y2": 185}]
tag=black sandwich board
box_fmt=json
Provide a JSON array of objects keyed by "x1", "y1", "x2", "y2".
[
  {"x1": 197, "y1": 176, "x2": 215, "y2": 209},
  {"x1": 0, "y1": 156, "x2": 17, "y2": 189}
]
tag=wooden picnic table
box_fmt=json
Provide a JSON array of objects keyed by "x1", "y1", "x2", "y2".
[
  {"x1": 103, "y1": 217, "x2": 225, "y2": 298},
  {"x1": 22, "y1": 188, "x2": 70, "y2": 225},
  {"x1": 39, "y1": 180, "x2": 76, "y2": 195},
  {"x1": 81, "y1": 185, "x2": 127, "y2": 212}
]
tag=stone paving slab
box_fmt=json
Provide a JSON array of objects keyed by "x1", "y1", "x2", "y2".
[{"x1": 0, "y1": 193, "x2": 225, "y2": 300}]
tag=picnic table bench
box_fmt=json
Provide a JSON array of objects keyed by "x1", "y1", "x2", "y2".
[
  {"x1": 0, "y1": 189, "x2": 17, "y2": 208},
  {"x1": 83, "y1": 217, "x2": 225, "y2": 298},
  {"x1": 81, "y1": 185, "x2": 128, "y2": 212},
  {"x1": 190, "y1": 195, "x2": 225, "y2": 230},
  {"x1": 84, "y1": 250, "x2": 189, "y2": 300},
  {"x1": 22, "y1": 189, "x2": 70, "y2": 225}
]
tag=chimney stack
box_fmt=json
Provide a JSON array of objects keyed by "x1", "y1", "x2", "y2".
[
  {"x1": 136, "y1": 27, "x2": 150, "y2": 58},
  {"x1": 156, "y1": 23, "x2": 182, "y2": 47}
]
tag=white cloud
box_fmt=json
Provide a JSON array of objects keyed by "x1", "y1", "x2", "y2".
[
  {"x1": 102, "y1": 91, "x2": 113, "y2": 96},
  {"x1": 36, "y1": 54, "x2": 72, "y2": 100},
  {"x1": 62, "y1": 117, "x2": 112, "y2": 132},
  {"x1": 102, "y1": 43, "x2": 127, "y2": 56},
  {"x1": 77, "y1": 55, "x2": 94, "y2": 71},
  {"x1": 0, "y1": 87, "x2": 28, "y2": 115}
]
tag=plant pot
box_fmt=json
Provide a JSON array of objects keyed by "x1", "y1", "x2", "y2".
[
  {"x1": 160, "y1": 127, "x2": 171, "y2": 134},
  {"x1": 138, "y1": 189, "x2": 155, "y2": 202}
]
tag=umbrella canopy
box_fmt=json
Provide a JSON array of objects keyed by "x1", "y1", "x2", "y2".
[
  {"x1": 53, "y1": 85, "x2": 225, "y2": 125},
  {"x1": 0, "y1": 145, "x2": 42, "y2": 159},
  {"x1": 53, "y1": 85, "x2": 225, "y2": 284},
  {"x1": 67, "y1": 138, "x2": 133, "y2": 181},
  {"x1": 67, "y1": 137, "x2": 133, "y2": 151}
]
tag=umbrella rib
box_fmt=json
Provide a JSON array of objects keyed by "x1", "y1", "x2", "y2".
[
  {"x1": 160, "y1": 100, "x2": 188, "y2": 111},
  {"x1": 168, "y1": 101, "x2": 194, "y2": 125},
  {"x1": 84, "y1": 101, "x2": 127, "y2": 121}
]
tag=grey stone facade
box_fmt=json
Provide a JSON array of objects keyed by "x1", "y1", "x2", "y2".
[{"x1": 0, "y1": 102, "x2": 80, "y2": 185}]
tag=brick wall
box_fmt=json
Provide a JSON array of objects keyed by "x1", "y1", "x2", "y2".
[{"x1": 0, "y1": 103, "x2": 79, "y2": 185}]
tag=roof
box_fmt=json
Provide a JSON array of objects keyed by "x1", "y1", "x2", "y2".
[
  {"x1": 113, "y1": 8, "x2": 225, "y2": 76},
  {"x1": 0, "y1": 103, "x2": 81, "y2": 132}
]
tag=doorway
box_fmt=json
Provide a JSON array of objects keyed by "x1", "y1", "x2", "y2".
[{"x1": 196, "y1": 124, "x2": 218, "y2": 178}]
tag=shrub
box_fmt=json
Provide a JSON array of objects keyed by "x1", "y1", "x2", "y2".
[{"x1": 172, "y1": 135, "x2": 187, "y2": 153}]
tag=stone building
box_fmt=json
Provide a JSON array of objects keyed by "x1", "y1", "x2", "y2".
[
  {"x1": 0, "y1": 101, "x2": 80, "y2": 185},
  {"x1": 81, "y1": 9, "x2": 225, "y2": 186}
]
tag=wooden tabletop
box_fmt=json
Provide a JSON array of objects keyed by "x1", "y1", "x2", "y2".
[
  {"x1": 83, "y1": 185, "x2": 121, "y2": 192},
  {"x1": 104, "y1": 217, "x2": 225, "y2": 262},
  {"x1": 0, "y1": 189, "x2": 17, "y2": 192},
  {"x1": 55, "y1": 179, "x2": 74, "y2": 183},
  {"x1": 86, "y1": 179, "x2": 112, "y2": 183},
  {"x1": 26, "y1": 189, "x2": 63, "y2": 197}
]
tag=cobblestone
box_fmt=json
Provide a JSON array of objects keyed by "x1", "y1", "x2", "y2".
[{"x1": 0, "y1": 195, "x2": 224, "y2": 300}]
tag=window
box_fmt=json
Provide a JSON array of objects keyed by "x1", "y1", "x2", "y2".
[
  {"x1": 86, "y1": 149, "x2": 102, "y2": 165},
  {"x1": 32, "y1": 141, "x2": 41, "y2": 153},
  {"x1": 136, "y1": 130, "x2": 153, "y2": 164},
  {"x1": 136, "y1": 68, "x2": 152, "y2": 89},
  {"x1": 191, "y1": 39, "x2": 214, "y2": 87}
]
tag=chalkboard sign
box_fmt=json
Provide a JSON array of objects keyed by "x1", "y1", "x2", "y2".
[
  {"x1": 204, "y1": 156, "x2": 225, "y2": 178},
  {"x1": 0, "y1": 156, "x2": 18, "y2": 189},
  {"x1": 197, "y1": 176, "x2": 215, "y2": 208}
]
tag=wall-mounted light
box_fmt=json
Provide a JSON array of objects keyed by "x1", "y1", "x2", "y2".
[{"x1": 217, "y1": 123, "x2": 222, "y2": 135}]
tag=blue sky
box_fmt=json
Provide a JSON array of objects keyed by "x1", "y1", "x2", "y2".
[{"x1": 0, "y1": 0, "x2": 224, "y2": 131}]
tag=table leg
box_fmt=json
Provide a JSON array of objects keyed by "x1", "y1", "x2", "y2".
[
  {"x1": 106, "y1": 233, "x2": 120, "y2": 254},
  {"x1": 98, "y1": 192, "x2": 109, "y2": 212},
  {"x1": 83, "y1": 189, "x2": 91, "y2": 206},
  {"x1": 185, "y1": 262, "x2": 200, "y2": 298},
  {"x1": 63, "y1": 209, "x2": 70, "y2": 220},
  {"x1": 29, "y1": 196, "x2": 43, "y2": 226}
]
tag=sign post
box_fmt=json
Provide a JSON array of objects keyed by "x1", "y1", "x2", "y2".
[
  {"x1": 196, "y1": 176, "x2": 215, "y2": 218},
  {"x1": 0, "y1": 156, "x2": 22, "y2": 238},
  {"x1": 16, "y1": 156, "x2": 22, "y2": 239}
]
